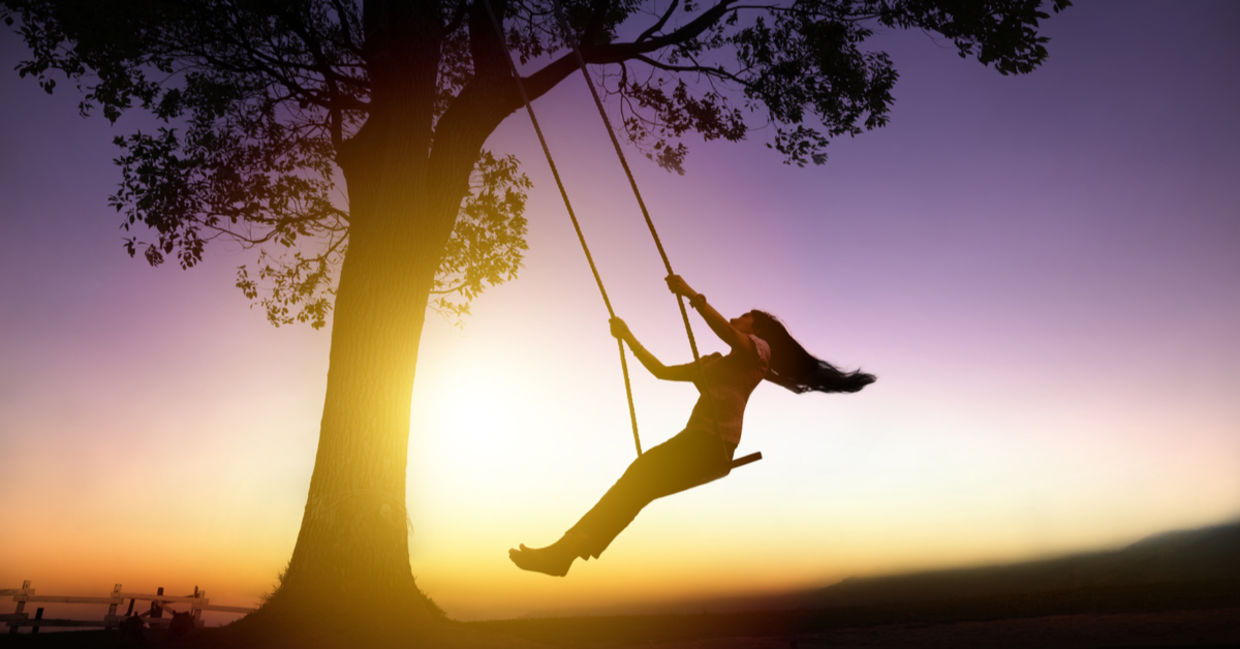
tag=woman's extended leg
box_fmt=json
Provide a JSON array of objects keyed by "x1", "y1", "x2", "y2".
[{"x1": 510, "y1": 428, "x2": 732, "y2": 576}]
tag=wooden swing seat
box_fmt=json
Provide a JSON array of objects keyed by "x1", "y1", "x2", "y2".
[{"x1": 730, "y1": 451, "x2": 763, "y2": 469}]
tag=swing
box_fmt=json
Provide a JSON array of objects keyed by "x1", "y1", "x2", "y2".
[{"x1": 483, "y1": 0, "x2": 762, "y2": 472}]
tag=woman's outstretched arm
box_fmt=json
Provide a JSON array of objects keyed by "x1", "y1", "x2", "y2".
[
  {"x1": 610, "y1": 318, "x2": 698, "y2": 382},
  {"x1": 665, "y1": 275, "x2": 756, "y2": 356}
]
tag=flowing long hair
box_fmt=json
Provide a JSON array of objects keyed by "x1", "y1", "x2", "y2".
[{"x1": 750, "y1": 310, "x2": 876, "y2": 394}]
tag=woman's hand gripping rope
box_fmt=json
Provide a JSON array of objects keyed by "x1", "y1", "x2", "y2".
[{"x1": 609, "y1": 317, "x2": 632, "y2": 342}]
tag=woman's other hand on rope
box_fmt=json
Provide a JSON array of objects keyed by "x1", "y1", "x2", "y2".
[
  {"x1": 610, "y1": 317, "x2": 632, "y2": 341},
  {"x1": 611, "y1": 317, "x2": 695, "y2": 382},
  {"x1": 666, "y1": 274, "x2": 697, "y2": 300},
  {"x1": 669, "y1": 274, "x2": 754, "y2": 354}
]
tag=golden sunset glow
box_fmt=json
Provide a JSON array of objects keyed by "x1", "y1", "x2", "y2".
[{"x1": 3, "y1": 2, "x2": 1239, "y2": 626}]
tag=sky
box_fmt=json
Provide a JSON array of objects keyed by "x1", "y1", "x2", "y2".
[{"x1": 1, "y1": 1, "x2": 1238, "y2": 622}]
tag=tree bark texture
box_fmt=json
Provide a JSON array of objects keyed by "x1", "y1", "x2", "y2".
[
  {"x1": 264, "y1": 2, "x2": 468, "y2": 623},
  {"x1": 253, "y1": 0, "x2": 534, "y2": 632}
]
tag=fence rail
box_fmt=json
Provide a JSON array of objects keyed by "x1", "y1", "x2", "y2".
[{"x1": 4, "y1": 580, "x2": 257, "y2": 634}]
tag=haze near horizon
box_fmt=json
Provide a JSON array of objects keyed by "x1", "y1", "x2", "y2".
[{"x1": 1, "y1": 1, "x2": 1237, "y2": 621}]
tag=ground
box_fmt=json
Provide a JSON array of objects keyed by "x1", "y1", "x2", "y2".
[{"x1": 6, "y1": 606, "x2": 1238, "y2": 648}]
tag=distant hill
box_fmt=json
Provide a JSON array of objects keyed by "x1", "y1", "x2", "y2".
[
  {"x1": 475, "y1": 522, "x2": 1240, "y2": 644},
  {"x1": 801, "y1": 520, "x2": 1240, "y2": 607},
  {"x1": 613, "y1": 520, "x2": 1240, "y2": 618}
]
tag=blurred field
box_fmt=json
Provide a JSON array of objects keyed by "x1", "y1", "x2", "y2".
[
  {"x1": 476, "y1": 610, "x2": 1240, "y2": 649},
  {"x1": 472, "y1": 587, "x2": 1240, "y2": 648},
  {"x1": 7, "y1": 522, "x2": 1238, "y2": 647},
  {"x1": 7, "y1": 604, "x2": 1238, "y2": 648}
]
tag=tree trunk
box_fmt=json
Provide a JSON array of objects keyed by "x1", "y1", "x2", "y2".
[
  {"x1": 235, "y1": 5, "x2": 503, "y2": 642},
  {"x1": 243, "y1": 126, "x2": 463, "y2": 643}
]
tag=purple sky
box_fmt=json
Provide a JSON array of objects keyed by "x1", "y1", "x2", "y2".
[{"x1": 2, "y1": 1, "x2": 1238, "y2": 619}]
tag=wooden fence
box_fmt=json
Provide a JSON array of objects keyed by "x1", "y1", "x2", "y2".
[{"x1": 1, "y1": 580, "x2": 256, "y2": 634}]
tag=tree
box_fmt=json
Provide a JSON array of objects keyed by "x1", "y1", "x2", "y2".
[{"x1": 2, "y1": 0, "x2": 1068, "y2": 640}]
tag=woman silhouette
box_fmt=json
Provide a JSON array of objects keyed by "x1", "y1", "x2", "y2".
[{"x1": 509, "y1": 275, "x2": 875, "y2": 576}]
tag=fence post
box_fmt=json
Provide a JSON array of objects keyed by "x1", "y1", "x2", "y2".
[
  {"x1": 8, "y1": 580, "x2": 32, "y2": 634},
  {"x1": 2, "y1": 581, "x2": 248, "y2": 632},
  {"x1": 191, "y1": 586, "x2": 204, "y2": 627},
  {"x1": 150, "y1": 586, "x2": 164, "y2": 619},
  {"x1": 105, "y1": 584, "x2": 122, "y2": 630}
]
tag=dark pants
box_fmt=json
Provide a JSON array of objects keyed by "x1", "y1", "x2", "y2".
[{"x1": 566, "y1": 427, "x2": 735, "y2": 559}]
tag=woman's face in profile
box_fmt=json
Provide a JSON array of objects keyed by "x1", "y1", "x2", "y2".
[{"x1": 730, "y1": 311, "x2": 756, "y2": 335}]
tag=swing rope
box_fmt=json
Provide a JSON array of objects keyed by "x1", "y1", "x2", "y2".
[
  {"x1": 482, "y1": 1, "x2": 762, "y2": 470},
  {"x1": 481, "y1": 0, "x2": 643, "y2": 456},
  {"x1": 547, "y1": 1, "x2": 706, "y2": 373}
]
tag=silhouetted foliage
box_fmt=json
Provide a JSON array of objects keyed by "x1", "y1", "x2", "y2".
[
  {"x1": 2, "y1": 0, "x2": 1069, "y2": 629},
  {"x1": 3, "y1": 0, "x2": 1067, "y2": 327}
]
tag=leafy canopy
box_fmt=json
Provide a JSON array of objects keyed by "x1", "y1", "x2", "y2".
[{"x1": 2, "y1": 0, "x2": 1068, "y2": 326}]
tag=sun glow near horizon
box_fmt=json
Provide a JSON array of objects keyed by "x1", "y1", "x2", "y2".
[{"x1": 3, "y1": 1, "x2": 1240, "y2": 623}]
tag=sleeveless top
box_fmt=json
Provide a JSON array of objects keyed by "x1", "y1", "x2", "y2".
[{"x1": 684, "y1": 334, "x2": 771, "y2": 446}]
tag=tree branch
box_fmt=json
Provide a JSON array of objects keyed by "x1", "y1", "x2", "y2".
[
  {"x1": 275, "y1": 6, "x2": 351, "y2": 148},
  {"x1": 636, "y1": 0, "x2": 680, "y2": 43},
  {"x1": 469, "y1": 0, "x2": 512, "y2": 79},
  {"x1": 444, "y1": 1, "x2": 468, "y2": 33},
  {"x1": 585, "y1": 0, "x2": 735, "y2": 63},
  {"x1": 328, "y1": 0, "x2": 361, "y2": 52},
  {"x1": 633, "y1": 54, "x2": 753, "y2": 89},
  {"x1": 518, "y1": 51, "x2": 578, "y2": 103}
]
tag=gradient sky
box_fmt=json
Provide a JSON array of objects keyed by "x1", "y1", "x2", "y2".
[{"x1": 2, "y1": 1, "x2": 1238, "y2": 622}]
